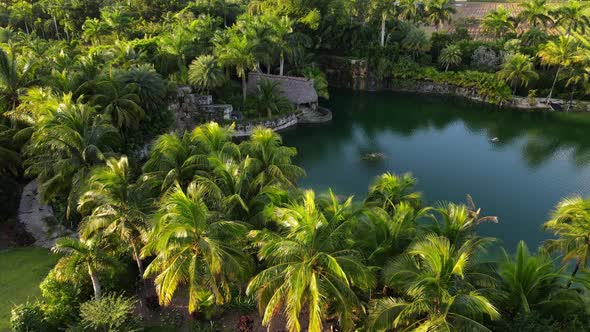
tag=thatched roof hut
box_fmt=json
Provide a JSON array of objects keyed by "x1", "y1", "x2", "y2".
[{"x1": 247, "y1": 72, "x2": 318, "y2": 107}]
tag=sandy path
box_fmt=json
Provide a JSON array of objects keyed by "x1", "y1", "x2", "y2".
[{"x1": 18, "y1": 180, "x2": 74, "y2": 248}]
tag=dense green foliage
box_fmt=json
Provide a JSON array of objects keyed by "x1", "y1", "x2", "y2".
[{"x1": 2, "y1": 0, "x2": 590, "y2": 331}]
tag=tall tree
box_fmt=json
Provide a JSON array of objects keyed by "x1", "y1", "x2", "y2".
[
  {"x1": 544, "y1": 196, "x2": 590, "y2": 285},
  {"x1": 78, "y1": 156, "x2": 153, "y2": 283},
  {"x1": 214, "y1": 33, "x2": 254, "y2": 101},
  {"x1": 143, "y1": 182, "x2": 252, "y2": 314},
  {"x1": 481, "y1": 5, "x2": 515, "y2": 38},
  {"x1": 52, "y1": 236, "x2": 120, "y2": 300},
  {"x1": 0, "y1": 47, "x2": 36, "y2": 109},
  {"x1": 537, "y1": 36, "x2": 579, "y2": 103},
  {"x1": 551, "y1": 1, "x2": 590, "y2": 35},
  {"x1": 25, "y1": 97, "x2": 120, "y2": 218},
  {"x1": 247, "y1": 190, "x2": 375, "y2": 331},
  {"x1": 239, "y1": 127, "x2": 305, "y2": 190},
  {"x1": 425, "y1": 0, "x2": 456, "y2": 31},
  {"x1": 252, "y1": 79, "x2": 293, "y2": 119},
  {"x1": 517, "y1": 0, "x2": 553, "y2": 29}
]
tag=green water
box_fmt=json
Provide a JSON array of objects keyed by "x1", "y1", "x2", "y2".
[{"x1": 282, "y1": 90, "x2": 590, "y2": 249}]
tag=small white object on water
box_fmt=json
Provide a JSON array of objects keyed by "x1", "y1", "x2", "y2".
[{"x1": 489, "y1": 137, "x2": 499, "y2": 143}]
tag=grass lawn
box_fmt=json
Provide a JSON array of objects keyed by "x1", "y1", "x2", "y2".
[{"x1": 0, "y1": 247, "x2": 59, "y2": 331}]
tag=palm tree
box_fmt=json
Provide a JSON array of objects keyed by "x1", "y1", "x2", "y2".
[
  {"x1": 87, "y1": 74, "x2": 145, "y2": 131},
  {"x1": 214, "y1": 33, "x2": 254, "y2": 101},
  {"x1": 0, "y1": 124, "x2": 21, "y2": 179},
  {"x1": 439, "y1": 44, "x2": 462, "y2": 72},
  {"x1": 428, "y1": 195, "x2": 498, "y2": 246},
  {"x1": 142, "y1": 182, "x2": 252, "y2": 314},
  {"x1": 495, "y1": 241, "x2": 582, "y2": 317},
  {"x1": 271, "y1": 16, "x2": 294, "y2": 76},
  {"x1": 365, "y1": 172, "x2": 422, "y2": 213},
  {"x1": 370, "y1": 0, "x2": 397, "y2": 47},
  {"x1": 121, "y1": 65, "x2": 166, "y2": 114},
  {"x1": 517, "y1": 0, "x2": 553, "y2": 29},
  {"x1": 52, "y1": 236, "x2": 120, "y2": 300},
  {"x1": 544, "y1": 196, "x2": 590, "y2": 284},
  {"x1": 563, "y1": 64, "x2": 590, "y2": 111},
  {"x1": 143, "y1": 122, "x2": 238, "y2": 192},
  {"x1": 25, "y1": 97, "x2": 120, "y2": 218},
  {"x1": 0, "y1": 47, "x2": 36, "y2": 109},
  {"x1": 537, "y1": 36, "x2": 579, "y2": 103},
  {"x1": 253, "y1": 79, "x2": 292, "y2": 119},
  {"x1": 498, "y1": 53, "x2": 539, "y2": 97},
  {"x1": 425, "y1": 0, "x2": 456, "y2": 31},
  {"x1": 247, "y1": 190, "x2": 375, "y2": 331},
  {"x1": 551, "y1": 1, "x2": 590, "y2": 35},
  {"x1": 357, "y1": 202, "x2": 431, "y2": 266},
  {"x1": 239, "y1": 127, "x2": 305, "y2": 190},
  {"x1": 368, "y1": 235, "x2": 500, "y2": 331},
  {"x1": 481, "y1": 5, "x2": 515, "y2": 38},
  {"x1": 78, "y1": 156, "x2": 154, "y2": 282},
  {"x1": 397, "y1": 0, "x2": 419, "y2": 22},
  {"x1": 82, "y1": 18, "x2": 104, "y2": 45},
  {"x1": 188, "y1": 55, "x2": 225, "y2": 94}
]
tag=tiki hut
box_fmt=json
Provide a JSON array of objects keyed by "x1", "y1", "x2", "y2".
[{"x1": 247, "y1": 72, "x2": 319, "y2": 111}]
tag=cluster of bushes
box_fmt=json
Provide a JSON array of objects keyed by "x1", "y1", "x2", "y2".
[{"x1": 391, "y1": 57, "x2": 513, "y2": 104}]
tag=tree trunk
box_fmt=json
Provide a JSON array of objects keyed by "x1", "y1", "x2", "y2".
[
  {"x1": 242, "y1": 76, "x2": 247, "y2": 101},
  {"x1": 546, "y1": 65, "x2": 561, "y2": 104},
  {"x1": 88, "y1": 264, "x2": 102, "y2": 300},
  {"x1": 280, "y1": 53, "x2": 284, "y2": 76},
  {"x1": 267, "y1": 63, "x2": 271, "y2": 74},
  {"x1": 380, "y1": 13, "x2": 387, "y2": 47},
  {"x1": 567, "y1": 83, "x2": 575, "y2": 112},
  {"x1": 131, "y1": 241, "x2": 148, "y2": 296},
  {"x1": 445, "y1": 63, "x2": 449, "y2": 72},
  {"x1": 24, "y1": 21, "x2": 29, "y2": 34},
  {"x1": 567, "y1": 257, "x2": 582, "y2": 288},
  {"x1": 53, "y1": 16, "x2": 60, "y2": 39}
]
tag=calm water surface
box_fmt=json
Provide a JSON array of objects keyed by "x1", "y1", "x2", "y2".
[{"x1": 282, "y1": 90, "x2": 590, "y2": 249}]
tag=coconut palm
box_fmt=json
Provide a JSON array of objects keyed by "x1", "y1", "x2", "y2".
[
  {"x1": 0, "y1": 47, "x2": 36, "y2": 109},
  {"x1": 253, "y1": 79, "x2": 292, "y2": 119},
  {"x1": 543, "y1": 196, "x2": 590, "y2": 284},
  {"x1": 142, "y1": 182, "x2": 252, "y2": 314},
  {"x1": 368, "y1": 234, "x2": 500, "y2": 331},
  {"x1": 517, "y1": 0, "x2": 553, "y2": 29},
  {"x1": 247, "y1": 190, "x2": 375, "y2": 332},
  {"x1": 428, "y1": 195, "x2": 498, "y2": 246},
  {"x1": 498, "y1": 53, "x2": 539, "y2": 96},
  {"x1": 369, "y1": 0, "x2": 397, "y2": 47},
  {"x1": 271, "y1": 16, "x2": 293, "y2": 76},
  {"x1": 537, "y1": 36, "x2": 579, "y2": 103},
  {"x1": 78, "y1": 156, "x2": 154, "y2": 282},
  {"x1": 82, "y1": 18, "x2": 105, "y2": 45},
  {"x1": 357, "y1": 202, "x2": 431, "y2": 266},
  {"x1": 396, "y1": 0, "x2": 419, "y2": 22},
  {"x1": 481, "y1": 5, "x2": 515, "y2": 38},
  {"x1": 214, "y1": 33, "x2": 254, "y2": 101},
  {"x1": 439, "y1": 44, "x2": 462, "y2": 72},
  {"x1": 365, "y1": 172, "x2": 422, "y2": 213},
  {"x1": 25, "y1": 97, "x2": 120, "y2": 218},
  {"x1": 239, "y1": 127, "x2": 305, "y2": 190},
  {"x1": 188, "y1": 54, "x2": 225, "y2": 94},
  {"x1": 562, "y1": 64, "x2": 590, "y2": 111},
  {"x1": 425, "y1": 0, "x2": 456, "y2": 31},
  {"x1": 143, "y1": 122, "x2": 238, "y2": 192},
  {"x1": 551, "y1": 1, "x2": 590, "y2": 35},
  {"x1": 87, "y1": 74, "x2": 145, "y2": 130},
  {"x1": 52, "y1": 236, "x2": 120, "y2": 300}
]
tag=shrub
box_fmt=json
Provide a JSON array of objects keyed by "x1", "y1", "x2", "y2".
[
  {"x1": 10, "y1": 301, "x2": 46, "y2": 332},
  {"x1": 471, "y1": 46, "x2": 502, "y2": 72},
  {"x1": 39, "y1": 270, "x2": 84, "y2": 329},
  {"x1": 78, "y1": 293, "x2": 138, "y2": 332}
]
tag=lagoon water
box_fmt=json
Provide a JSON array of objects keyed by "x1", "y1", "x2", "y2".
[{"x1": 282, "y1": 90, "x2": 590, "y2": 250}]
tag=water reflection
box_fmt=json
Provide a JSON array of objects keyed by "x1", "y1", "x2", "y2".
[{"x1": 282, "y1": 90, "x2": 590, "y2": 249}]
